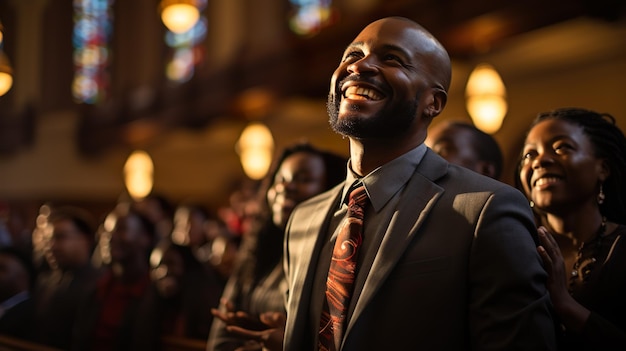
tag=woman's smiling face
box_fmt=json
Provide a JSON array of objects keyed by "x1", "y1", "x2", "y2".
[{"x1": 519, "y1": 118, "x2": 607, "y2": 214}]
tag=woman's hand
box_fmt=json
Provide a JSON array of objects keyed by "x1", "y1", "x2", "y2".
[
  {"x1": 537, "y1": 226, "x2": 590, "y2": 332},
  {"x1": 227, "y1": 312, "x2": 286, "y2": 351},
  {"x1": 211, "y1": 298, "x2": 267, "y2": 331},
  {"x1": 537, "y1": 226, "x2": 569, "y2": 301}
]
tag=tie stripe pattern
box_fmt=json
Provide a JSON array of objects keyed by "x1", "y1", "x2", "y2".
[{"x1": 319, "y1": 184, "x2": 369, "y2": 351}]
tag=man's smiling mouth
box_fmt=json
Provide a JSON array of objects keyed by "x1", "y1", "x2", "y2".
[{"x1": 343, "y1": 86, "x2": 383, "y2": 101}]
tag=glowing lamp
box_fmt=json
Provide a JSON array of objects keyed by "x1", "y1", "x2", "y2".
[
  {"x1": 159, "y1": 0, "x2": 200, "y2": 34},
  {"x1": 124, "y1": 150, "x2": 154, "y2": 200},
  {"x1": 0, "y1": 50, "x2": 12, "y2": 97},
  {"x1": 465, "y1": 63, "x2": 507, "y2": 134},
  {"x1": 236, "y1": 123, "x2": 274, "y2": 180}
]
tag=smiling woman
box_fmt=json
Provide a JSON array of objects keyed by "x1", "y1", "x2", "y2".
[{"x1": 517, "y1": 107, "x2": 626, "y2": 350}]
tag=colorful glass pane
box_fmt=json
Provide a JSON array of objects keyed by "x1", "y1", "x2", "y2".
[{"x1": 72, "y1": 0, "x2": 113, "y2": 104}]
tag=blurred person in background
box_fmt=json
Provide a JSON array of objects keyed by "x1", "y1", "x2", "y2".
[
  {"x1": 0, "y1": 246, "x2": 36, "y2": 341},
  {"x1": 132, "y1": 242, "x2": 222, "y2": 349},
  {"x1": 134, "y1": 192, "x2": 175, "y2": 244},
  {"x1": 33, "y1": 206, "x2": 102, "y2": 350},
  {"x1": 171, "y1": 203, "x2": 238, "y2": 282},
  {"x1": 218, "y1": 180, "x2": 261, "y2": 240},
  {"x1": 0, "y1": 203, "x2": 33, "y2": 255},
  {"x1": 426, "y1": 120, "x2": 503, "y2": 180},
  {"x1": 72, "y1": 204, "x2": 156, "y2": 351},
  {"x1": 207, "y1": 142, "x2": 346, "y2": 351}
]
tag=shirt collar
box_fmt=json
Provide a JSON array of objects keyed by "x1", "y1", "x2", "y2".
[{"x1": 342, "y1": 143, "x2": 427, "y2": 212}]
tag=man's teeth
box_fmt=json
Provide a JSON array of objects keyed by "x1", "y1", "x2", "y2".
[
  {"x1": 535, "y1": 177, "x2": 560, "y2": 187},
  {"x1": 344, "y1": 86, "x2": 382, "y2": 100}
]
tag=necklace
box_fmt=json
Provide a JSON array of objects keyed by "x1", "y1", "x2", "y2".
[{"x1": 569, "y1": 216, "x2": 607, "y2": 291}]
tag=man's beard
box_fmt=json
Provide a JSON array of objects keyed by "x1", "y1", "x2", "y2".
[{"x1": 327, "y1": 92, "x2": 418, "y2": 139}]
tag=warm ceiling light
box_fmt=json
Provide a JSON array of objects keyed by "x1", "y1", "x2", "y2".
[
  {"x1": 0, "y1": 54, "x2": 12, "y2": 96},
  {"x1": 236, "y1": 122, "x2": 274, "y2": 180},
  {"x1": 465, "y1": 63, "x2": 507, "y2": 134},
  {"x1": 0, "y1": 21, "x2": 12, "y2": 97},
  {"x1": 159, "y1": 0, "x2": 200, "y2": 34},
  {"x1": 124, "y1": 150, "x2": 154, "y2": 200}
]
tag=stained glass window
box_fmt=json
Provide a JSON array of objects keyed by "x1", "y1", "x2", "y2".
[
  {"x1": 289, "y1": 0, "x2": 335, "y2": 37},
  {"x1": 72, "y1": 0, "x2": 113, "y2": 104},
  {"x1": 165, "y1": 0, "x2": 207, "y2": 83}
]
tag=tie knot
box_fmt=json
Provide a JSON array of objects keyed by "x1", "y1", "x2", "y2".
[{"x1": 348, "y1": 184, "x2": 369, "y2": 209}]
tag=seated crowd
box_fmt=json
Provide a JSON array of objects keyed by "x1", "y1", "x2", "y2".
[{"x1": 0, "y1": 192, "x2": 243, "y2": 351}]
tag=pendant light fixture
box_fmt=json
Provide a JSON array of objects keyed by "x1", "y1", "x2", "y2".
[
  {"x1": 159, "y1": 0, "x2": 200, "y2": 34},
  {"x1": 124, "y1": 150, "x2": 154, "y2": 200},
  {"x1": 465, "y1": 63, "x2": 507, "y2": 134},
  {"x1": 0, "y1": 22, "x2": 13, "y2": 97},
  {"x1": 236, "y1": 122, "x2": 274, "y2": 180}
]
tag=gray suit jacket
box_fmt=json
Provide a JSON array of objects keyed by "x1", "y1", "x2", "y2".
[{"x1": 283, "y1": 149, "x2": 556, "y2": 351}]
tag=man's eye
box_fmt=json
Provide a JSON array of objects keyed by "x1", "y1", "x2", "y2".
[
  {"x1": 343, "y1": 51, "x2": 362, "y2": 62},
  {"x1": 384, "y1": 54, "x2": 407, "y2": 66}
]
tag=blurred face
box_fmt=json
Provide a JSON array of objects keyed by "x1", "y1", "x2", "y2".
[
  {"x1": 267, "y1": 152, "x2": 328, "y2": 229},
  {"x1": 327, "y1": 18, "x2": 446, "y2": 140},
  {"x1": 429, "y1": 125, "x2": 484, "y2": 174},
  {"x1": 172, "y1": 207, "x2": 206, "y2": 247},
  {"x1": 519, "y1": 119, "x2": 607, "y2": 215},
  {"x1": 151, "y1": 247, "x2": 184, "y2": 298},
  {"x1": 50, "y1": 219, "x2": 92, "y2": 270},
  {"x1": 108, "y1": 213, "x2": 151, "y2": 264}
]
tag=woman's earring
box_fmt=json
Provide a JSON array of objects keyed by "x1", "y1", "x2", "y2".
[
  {"x1": 529, "y1": 200, "x2": 535, "y2": 208},
  {"x1": 597, "y1": 183, "x2": 605, "y2": 205}
]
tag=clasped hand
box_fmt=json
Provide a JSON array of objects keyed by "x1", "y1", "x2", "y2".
[{"x1": 211, "y1": 298, "x2": 286, "y2": 351}]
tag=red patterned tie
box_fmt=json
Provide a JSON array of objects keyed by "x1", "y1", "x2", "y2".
[{"x1": 319, "y1": 184, "x2": 369, "y2": 351}]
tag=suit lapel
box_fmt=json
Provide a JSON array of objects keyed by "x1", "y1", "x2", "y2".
[
  {"x1": 345, "y1": 150, "x2": 448, "y2": 338},
  {"x1": 285, "y1": 185, "x2": 343, "y2": 348}
]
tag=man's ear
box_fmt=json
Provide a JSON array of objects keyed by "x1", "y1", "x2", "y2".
[{"x1": 427, "y1": 88, "x2": 447, "y2": 117}]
